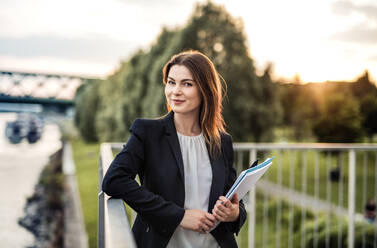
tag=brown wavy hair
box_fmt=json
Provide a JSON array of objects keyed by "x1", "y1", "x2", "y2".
[{"x1": 162, "y1": 50, "x2": 227, "y2": 159}]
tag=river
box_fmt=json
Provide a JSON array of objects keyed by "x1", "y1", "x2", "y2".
[{"x1": 0, "y1": 112, "x2": 62, "y2": 247}]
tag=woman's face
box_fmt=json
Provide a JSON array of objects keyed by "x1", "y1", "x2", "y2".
[{"x1": 165, "y1": 65, "x2": 202, "y2": 116}]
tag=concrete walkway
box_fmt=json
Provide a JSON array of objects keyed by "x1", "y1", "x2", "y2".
[
  {"x1": 257, "y1": 179, "x2": 364, "y2": 220},
  {"x1": 63, "y1": 142, "x2": 88, "y2": 248},
  {"x1": 0, "y1": 113, "x2": 62, "y2": 247}
]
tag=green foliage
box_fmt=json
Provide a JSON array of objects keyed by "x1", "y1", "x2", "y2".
[
  {"x1": 295, "y1": 214, "x2": 345, "y2": 247},
  {"x1": 21, "y1": 149, "x2": 65, "y2": 247},
  {"x1": 354, "y1": 222, "x2": 377, "y2": 248},
  {"x1": 295, "y1": 214, "x2": 377, "y2": 248},
  {"x1": 39, "y1": 149, "x2": 64, "y2": 211},
  {"x1": 351, "y1": 71, "x2": 376, "y2": 99},
  {"x1": 360, "y1": 93, "x2": 377, "y2": 140},
  {"x1": 277, "y1": 70, "x2": 377, "y2": 142},
  {"x1": 178, "y1": 2, "x2": 279, "y2": 141},
  {"x1": 74, "y1": 3, "x2": 377, "y2": 143},
  {"x1": 313, "y1": 92, "x2": 363, "y2": 142},
  {"x1": 72, "y1": 139, "x2": 100, "y2": 248},
  {"x1": 74, "y1": 1, "x2": 280, "y2": 142},
  {"x1": 75, "y1": 79, "x2": 101, "y2": 142},
  {"x1": 277, "y1": 83, "x2": 319, "y2": 140}
]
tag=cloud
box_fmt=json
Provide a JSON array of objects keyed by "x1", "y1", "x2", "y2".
[
  {"x1": 0, "y1": 34, "x2": 139, "y2": 62},
  {"x1": 0, "y1": 0, "x2": 199, "y2": 76},
  {"x1": 331, "y1": 1, "x2": 377, "y2": 44},
  {"x1": 331, "y1": 0, "x2": 354, "y2": 16},
  {"x1": 331, "y1": 0, "x2": 377, "y2": 20},
  {"x1": 331, "y1": 23, "x2": 377, "y2": 44},
  {"x1": 116, "y1": 0, "x2": 184, "y2": 7}
]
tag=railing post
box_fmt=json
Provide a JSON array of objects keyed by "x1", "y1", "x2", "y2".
[
  {"x1": 98, "y1": 155, "x2": 105, "y2": 248},
  {"x1": 348, "y1": 149, "x2": 355, "y2": 248},
  {"x1": 98, "y1": 143, "x2": 136, "y2": 248},
  {"x1": 248, "y1": 149, "x2": 257, "y2": 248}
]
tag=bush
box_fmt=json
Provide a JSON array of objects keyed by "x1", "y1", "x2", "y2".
[
  {"x1": 313, "y1": 93, "x2": 363, "y2": 142},
  {"x1": 296, "y1": 214, "x2": 377, "y2": 247}
]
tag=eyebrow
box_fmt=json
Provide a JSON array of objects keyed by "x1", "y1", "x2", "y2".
[{"x1": 167, "y1": 76, "x2": 194, "y2": 82}]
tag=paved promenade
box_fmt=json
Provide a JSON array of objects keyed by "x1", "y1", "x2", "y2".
[{"x1": 0, "y1": 113, "x2": 62, "y2": 247}]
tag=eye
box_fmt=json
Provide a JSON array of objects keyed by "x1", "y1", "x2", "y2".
[
  {"x1": 167, "y1": 80, "x2": 175, "y2": 85},
  {"x1": 184, "y1": 82, "x2": 193, "y2": 87}
]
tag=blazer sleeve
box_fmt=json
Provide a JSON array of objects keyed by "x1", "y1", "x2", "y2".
[
  {"x1": 101, "y1": 119, "x2": 185, "y2": 237},
  {"x1": 220, "y1": 134, "x2": 247, "y2": 235}
]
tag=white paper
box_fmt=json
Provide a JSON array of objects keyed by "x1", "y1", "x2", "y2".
[
  {"x1": 209, "y1": 157, "x2": 274, "y2": 231},
  {"x1": 226, "y1": 162, "x2": 272, "y2": 200}
]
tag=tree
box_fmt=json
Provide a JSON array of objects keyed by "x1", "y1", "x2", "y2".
[
  {"x1": 313, "y1": 93, "x2": 362, "y2": 142},
  {"x1": 75, "y1": 1, "x2": 280, "y2": 142},
  {"x1": 351, "y1": 70, "x2": 376, "y2": 99},
  {"x1": 277, "y1": 82, "x2": 319, "y2": 141},
  {"x1": 177, "y1": 2, "x2": 280, "y2": 141},
  {"x1": 95, "y1": 50, "x2": 150, "y2": 142},
  {"x1": 360, "y1": 93, "x2": 377, "y2": 140},
  {"x1": 74, "y1": 79, "x2": 101, "y2": 142}
]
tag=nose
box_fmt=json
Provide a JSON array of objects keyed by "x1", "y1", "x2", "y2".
[{"x1": 172, "y1": 84, "x2": 182, "y2": 95}]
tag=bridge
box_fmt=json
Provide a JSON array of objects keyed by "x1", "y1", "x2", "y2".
[{"x1": 0, "y1": 71, "x2": 94, "y2": 114}]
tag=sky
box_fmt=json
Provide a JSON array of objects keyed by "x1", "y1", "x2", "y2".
[{"x1": 0, "y1": 0, "x2": 376, "y2": 82}]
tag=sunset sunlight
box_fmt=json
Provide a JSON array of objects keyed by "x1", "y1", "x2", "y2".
[{"x1": 0, "y1": 0, "x2": 376, "y2": 82}]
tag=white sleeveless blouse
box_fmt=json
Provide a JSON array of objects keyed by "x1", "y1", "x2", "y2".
[{"x1": 166, "y1": 132, "x2": 220, "y2": 248}]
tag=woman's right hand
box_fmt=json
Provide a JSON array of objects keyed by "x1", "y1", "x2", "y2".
[{"x1": 179, "y1": 209, "x2": 216, "y2": 234}]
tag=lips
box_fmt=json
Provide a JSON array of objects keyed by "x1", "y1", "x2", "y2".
[{"x1": 172, "y1": 99, "x2": 185, "y2": 104}]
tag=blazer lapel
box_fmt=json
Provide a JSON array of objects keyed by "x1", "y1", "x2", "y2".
[
  {"x1": 206, "y1": 142, "x2": 226, "y2": 213},
  {"x1": 161, "y1": 111, "x2": 226, "y2": 212},
  {"x1": 161, "y1": 111, "x2": 185, "y2": 184}
]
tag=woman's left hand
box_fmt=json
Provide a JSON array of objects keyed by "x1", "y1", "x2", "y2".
[{"x1": 212, "y1": 193, "x2": 239, "y2": 222}]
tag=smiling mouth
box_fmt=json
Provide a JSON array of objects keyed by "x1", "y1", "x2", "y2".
[{"x1": 172, "y1": 99, "x2": 185, "y2": 104}]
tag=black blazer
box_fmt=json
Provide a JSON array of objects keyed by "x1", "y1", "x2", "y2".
[{"x1": 102, "y1": 111, "x2": 246, "y2": 248}]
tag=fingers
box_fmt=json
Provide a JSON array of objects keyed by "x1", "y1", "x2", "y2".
[
  {"x1": 219, "y1": 196, "x2": 231, "y2": 207},
  {"x1": 217, "y1": 199, "x2": 230, "y2": 212},
  {"x1": 200, "y1": 221, "x2": 212, "y2": 233},
  {"x1": 231, "y1": 193, "x2": 239, "y2": 204},
  {"x1": 212, "y1": 201, "x2": 228, "y2": 221},
  {"x1": 213, "y1": 208, "x2": 226, "y2": 220},
  {"x1": 213, "y1": 212, "x2": 225, "y2": 222},
  {"x1": 212, "y1": 195, "x2": 240, "y2": 222},
  {"x1": 180, "y1": 209, "x2": 217, "y2": 234},
  {"x1": 202, "y1": 215, "x2": 214, "y2": 229},
  {"x1": 199, "y1": 225, "x2": 208, "y2": 234},
  {"x1": 199, "y1": 212, "x2": 215, "y2": 233},
  {"x1": 205, "y1": 212, "x2": 216, "y2": 222}
]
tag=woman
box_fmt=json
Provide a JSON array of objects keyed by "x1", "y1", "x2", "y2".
[{"x1": 102, "y1": 50, "x2": 247, "y2": 248}]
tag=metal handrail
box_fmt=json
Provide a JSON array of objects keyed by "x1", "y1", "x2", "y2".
[
  {"x1": 111, "y1": 142, "x2": 377, "y2": 151},
  {"x1": 231, "y1": 143, "x2": 377, "y2": 248},
  {"x1": 233, "y1": 142, "x2": 377, "y2": 150},
  {"x1": 98, "y1": 143, "x2": 136, "y2": 248},
  {"x1": 102, "y1": 142, "x2": 377, "y2": 248}
]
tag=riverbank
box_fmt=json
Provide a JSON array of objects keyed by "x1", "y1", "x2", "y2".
[
  {"x1": 19, "y1": 149, "x2": 64, "y2": 248},
  {"x1": 0, "y1": 113, "x2": 62, "y2": 247}
]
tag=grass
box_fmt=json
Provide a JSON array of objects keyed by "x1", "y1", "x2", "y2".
[
  {"x1": 72, "y1": 139, "x2": 100, "y2": 248},
  {"x1": 235, "y1": 149, "x2": 377, "y2": 213},
  {"x1": 238, "y1": 193, "x2": 301, "y2": 248},
  {"x1": 234, "y1": 149, "x2": 377, "y2": 247},
  {"x1": 249, "y1": 191, "x2": 377, "y2": 248}
]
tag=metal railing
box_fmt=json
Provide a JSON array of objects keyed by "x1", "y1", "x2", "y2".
[
  {"x1": 98, "y1": 143, "x2": 136, "y2": 248},
  {"x1": 234, "y1": 143, "x2": 377, "y2": 248},
  {"x1": 98, "y1": 143, "x2": 377, "y2": 248}
]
